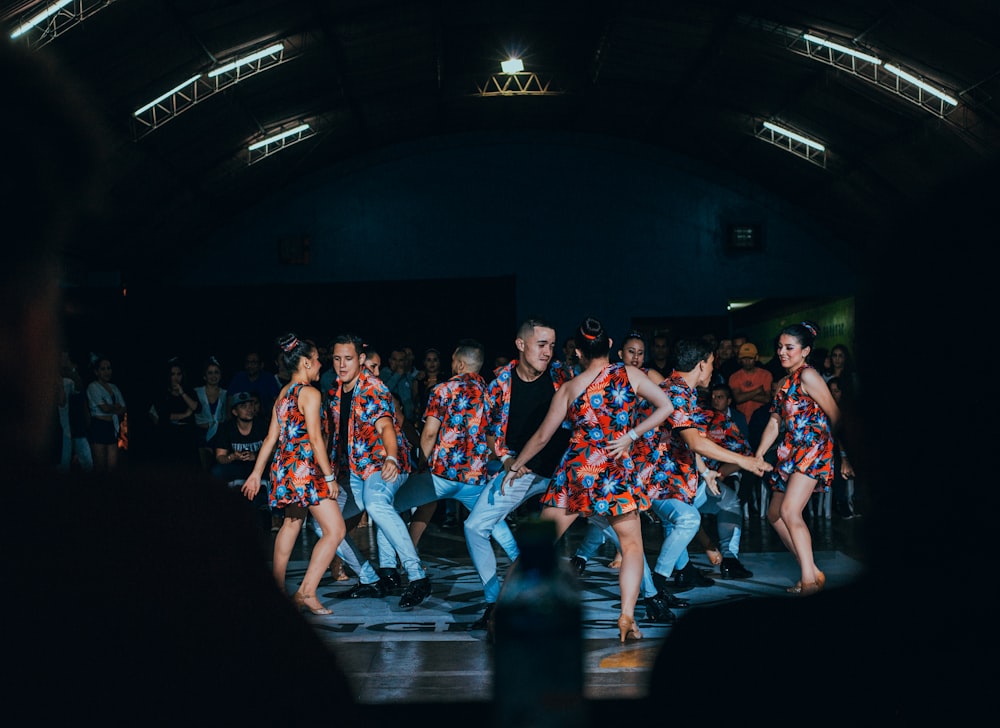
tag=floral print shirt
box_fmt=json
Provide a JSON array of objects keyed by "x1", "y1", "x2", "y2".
[
  {"x1": 648, "y1": 371, "x2": 709, "y2": 503},
  {"x1": 423, "y1": 372, "x2": 492, "y2": 485},
  {"x1": 327, "y1": 369, "x2": 411, "y2": 480},
  {"x1": 700, "y1": 407, "x2": 752, "y2": 471}
]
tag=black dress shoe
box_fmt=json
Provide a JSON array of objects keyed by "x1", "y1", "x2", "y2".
[
  {"x1": 653, "y1": 570, "x2": 692, "y2": 594},
  {"x1": 720, "y1": 557, "x2": 753, "y2": 579},
  {"x1": 471, "y1": 603, "x2": 495, "y2": 630},
  {"x1": 332, "y1": 580, "x2": 386, "y2": 599},
  {"x1": 643, "y1": 594, "x2": 677, "y2": 624},
  {"x1": 674, "y1": 562, "x2": 715, "y2": 589},
  {"x1": 376, "y1": 567, "x2": 402, "y2": 593},
  {"x1": 569, "y1": 556, "x2": 587, "y2": 576},
  {"x1": 660, "y1": 591, "x2": 690, "y2": 608},
  {"x1": 398, "y1": 577, "x2": 432, "y2": 608}
]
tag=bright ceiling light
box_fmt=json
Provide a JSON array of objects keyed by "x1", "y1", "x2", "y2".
[
  {"x1": 134, "y1": 74, "x2": 203, "y2": 116},
  {"x1": 802, "y1": 34, "x2": 881, "y2": 65},
  {"x1": 763, "y1": 121, "x2": 825, "y2": 152},
  {"x1": 208, "y1": 43, "x2": 285, "y2": 78},
  {"x1": 9, "y1": 0, "x2": 73, "y2": 39},
  {"x1": 500, "y1": 58, "x2": 524, "y2": 74},
  {"x1": 884, "y1": 64, "x2": 958, "y2": 106},
  {"x1": 248, "y1": 123, "x2": 311, "y2": 151}
]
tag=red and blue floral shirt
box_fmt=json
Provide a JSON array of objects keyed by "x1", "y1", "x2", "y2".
[
  {"x1": 423, "y1": 372, "x2": 492, "y2": 485},
  {"x1": 327, "y1": 369, "x2": 412, "y2": 480}
]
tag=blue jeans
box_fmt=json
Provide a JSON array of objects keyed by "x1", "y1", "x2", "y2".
[
  {"x1": 649, "y1": 496, "x2": 701, "y2": 577},
  {"x1": 355, "y1": 472, "x2": 427, "y2": 582},
  {"x1": 584, "y1": 514, "x2": 659, "y2": 598},
  {"x1": 392, "y1": 472, "x2": 518, "y2": 559},
  {"x1": 465, "y1": 470, "x2": 550, "y2": 604},
  {"x1": 311, "y1": 476, "x2": 380, "y2": 586},
  {"x1": 699, "y1": 478, "x2": 743, "y2": 558}
]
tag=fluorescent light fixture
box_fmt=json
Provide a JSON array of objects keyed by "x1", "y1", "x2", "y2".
[
  {"x1": 134, "y1": 74, "x2": 203, "y2": 116},
  {"x1": 248, "y1": 123, "x2": 310, "y2": 151},
  {"x1": 803, "y1": 34, "x2": 881, "y2": 65},
  {"x1": 208, "y1": 43, "x2": 285, "y2": 78},
  {"x1": 9, "y1": 0, "x2": 73, "y2": 39},
  {"x1": 500, "y1": 58, "x2": 524, "y2": 74},
  {"x1": 884, "y1": 63, "x2": 958, "y2": 106},
  {"x1": 763, "y1": 121, "x2": 825, "y2": 152}
]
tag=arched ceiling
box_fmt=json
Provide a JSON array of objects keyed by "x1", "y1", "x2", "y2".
[{"x1": 6, "y1": 0, "x2": 998, "y2": 283}]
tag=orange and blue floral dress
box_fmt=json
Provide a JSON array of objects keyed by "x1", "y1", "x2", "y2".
[
  {"x1": 269, "y1": 383, "x2": 331, "y2": 508},
  {"x1": 541, "y1": 363, "x2": 650, "y2": 517},
  {"x1": 769, "y1": 364, "x2": 834, "y2": 492}
]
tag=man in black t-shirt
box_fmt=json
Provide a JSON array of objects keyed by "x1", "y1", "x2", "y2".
[
  {"x1": 209, "y1": 391, "x2": 271, "y2": 538},
  {"x1": 465, "y1": 317, "x2": 573, "y2": 630}
]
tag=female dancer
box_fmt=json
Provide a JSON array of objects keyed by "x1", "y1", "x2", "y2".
[
  {"x1": 243, "y1": 333, "x2": 347, "y2": 615},
  {"x1": 505, "y1": 317, "x2": 673, "y2": 643},
  {"x1": 754, "y1": 321, "x2": 839, "y2": 596}
]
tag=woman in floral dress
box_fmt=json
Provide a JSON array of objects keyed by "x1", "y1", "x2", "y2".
[
  {"x1": 243, "y1": 333, "x2": 347, "y2": 615},
  {"x1": 754, "y1": 321, "x2": 840, "y2": 596},
  {"x1": 505, "y1": 317, "x2": 673, "y2": 643}
]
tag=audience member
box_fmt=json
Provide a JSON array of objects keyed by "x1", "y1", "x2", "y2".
[
  {"x1": 648, "y1": 330, "x2": 674, "y2": 377},
  {"x1": 382, "y1": 346, "x2": 417, "y2": 421},
  {"x1": 56, "y1": 349, "x2": 93, "y2": 473},
  {"x1": 827, "y1": 343, "x2": 860, "y2": 394},
  {"x1": 147, "y1": 356, "x2": 202, "y2": 470},
  {"x1": 210, "y1": 390, "x2": 272, "y2": 543},
  {"x1": 728, "y1": 341, "x2": 773, "y2": 423},
  {"x1": 715, "y1": 335, "x2": 741, "y2": 382},
  {"x1": 227, "y1": 349, "x2": 281, "y2": 419},
  {"x1": 86, "y1": 352, "x2": 127, "y2": 473},
  {"x1": 194, "y1": 355, "x2": 228, "y2": 469},
  {"x1": 827, "y1": 376, "x2": 859, "y2": 519}
]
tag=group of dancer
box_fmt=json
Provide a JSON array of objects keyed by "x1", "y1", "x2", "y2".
[{"x1": 240, "y1": 315, "x2": 842, "y2": 642}]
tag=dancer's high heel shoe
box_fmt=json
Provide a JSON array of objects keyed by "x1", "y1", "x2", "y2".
[
  {"x1": 293, "y1": 591, "x2": 332, "y2": 615},
  {"x1": 617, "y1": 614, "x2": 643, "y2": 644},
  {"x1": 329, "y1": 555, "x2": 350, "y2": 582},
  {"x1": 787, "y1": 569, "x2": 826, "y2": 594}
]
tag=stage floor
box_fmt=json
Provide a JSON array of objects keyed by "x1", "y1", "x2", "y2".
[{"x1": 282, "y1": 506, "x2": 868, "y2": 705}]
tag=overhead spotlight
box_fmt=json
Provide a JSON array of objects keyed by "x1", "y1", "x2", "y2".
[{"x1": 500, "y1": 58, "x2": 524, "y2": 74}]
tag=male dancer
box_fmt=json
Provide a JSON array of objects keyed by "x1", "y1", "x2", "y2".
[
  {"x1": 647, "y1": 339, "x2": 770, "y2": 595},
  {"x1": 390, "y1": 339, "x2": 519, "y2": 559},
  {"x1": 327, "y1": 334, "x2": 431, "y2": 608},
  {"x1": 464, "y1": 317, "x2": 573, "y2": 629}
]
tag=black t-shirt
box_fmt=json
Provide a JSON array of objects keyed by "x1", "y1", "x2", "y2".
[
  {"x1": 336, "y1": 385, "x2": 353, "y2": 469},
  {"x1": 208, "y1": 416, "x2": 268, "y2": 481},
  {"x1": 506, "y1": 370, "x2": 571, "y2": 478}
]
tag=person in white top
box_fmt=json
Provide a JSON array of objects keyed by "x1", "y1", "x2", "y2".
[
  {"x1": 86, "y1": 353, "x2": 126, "y2": 472},
  {"x1": 194, "y1": 355, "x2": 228, "y2": 469}
]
